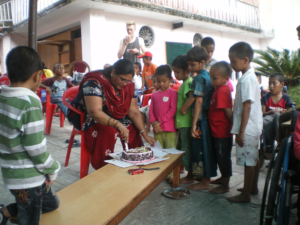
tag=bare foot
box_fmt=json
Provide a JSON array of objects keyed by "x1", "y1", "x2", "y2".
[
  {"x1": 180, "y1": 176, "x2": 195, "y2": 184},
  {"x1": 210, "y1": 177, "x2": 222, "y2": 184},
  {"x1": 227, "y1": 193, "x2": 251, "y2": 203},
  {"x1": 167, "y1": 178, "x2": 173, "y2": 184},
  {"x1": 209, "y1": 185, "x2": 230, "y2": 194},
  {"x1": 187, "y1": 182, "x2": 210, "y2": 190},
  {"x1": 237, "y1": 188, "x2": 259, "y2": 195},
  {"x1": 195, "y1": 177, "x2": 202, "y2": 182}
]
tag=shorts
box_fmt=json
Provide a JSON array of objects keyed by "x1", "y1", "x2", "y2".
[{"x1": 236, "y1": 134, "x2": 260, "y2": 166}]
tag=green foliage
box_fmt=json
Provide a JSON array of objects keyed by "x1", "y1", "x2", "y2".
[
  {"x1": 287, "y1": 84, "x2": 300, "y2": 105},
  {"x1": 253, "y1": 47, "x2": 300, "y2": 79}
]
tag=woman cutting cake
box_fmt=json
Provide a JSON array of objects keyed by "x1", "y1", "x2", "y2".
[{"x1": 69, "y1": 59, "x2": 155, "y2": 170}]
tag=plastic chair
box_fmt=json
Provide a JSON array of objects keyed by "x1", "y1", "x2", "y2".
[
  {"x1": 44, "y1": 94, "x2": 65, "y2": 135},
  {"x1": 171, "y1": 83, "x2": 181, "y2": 91},
  {"x1": 0, "y1": 76, "x2": 10, "y2": 85},
  {"x1": 69, "y1": 60, "x2": 90, "y2": 78},
  {"x1": 142, "y1": 93, "x2": 152, "y2": 107},
  {"x1": 62, "y1": 86, "x2": 91, "y2": 179}
]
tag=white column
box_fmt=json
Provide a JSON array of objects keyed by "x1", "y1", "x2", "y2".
[
  {"x1": 81, "y1": 9, "x2": 106, "y2": 71},
  {"x1": 0, "y1": 34, "x2": 12, "y2": 74}
]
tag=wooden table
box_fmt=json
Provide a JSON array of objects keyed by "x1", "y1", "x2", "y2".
[{"x1": 40, "y1": 153, "x2": 183, "y2": 225}]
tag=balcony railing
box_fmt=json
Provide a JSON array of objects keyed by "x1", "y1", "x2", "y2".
[
  {"x1": 0, "y1": 1, "x2": 12, "y2": 22},
  {"x1": 10, "y1": 0, "x2": 62, "y2": 25},
  {"x1": 131, "y1": 0, "x2": 260, "y2": 29}
]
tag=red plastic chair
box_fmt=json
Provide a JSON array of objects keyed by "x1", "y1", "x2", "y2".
[
  {"x1": 69, "y1": 60, "x2": 90, "y2": 78},
  {"x1": 171, "y1": 83, "x2": 181, "y2": 91},
  {"x1": 0, "y1": 76, "x2": 10, "y2": 86},
  {"x1": 62, "y1": 86, "x2": 91, "y2": 179},
  {"x1": 142, "y1": 93, "x2": 152, "y2": 107},
  {"x1": 44, "y1": 93, "x2": 65, "y2": 135}
]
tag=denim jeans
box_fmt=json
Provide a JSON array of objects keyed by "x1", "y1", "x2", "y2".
[
  {"x1": 6, "y1": 183, "x2": 60, "y2": 225},
  {"x1": 51, "y1": 97, "x2": 69, "y2": 116}
]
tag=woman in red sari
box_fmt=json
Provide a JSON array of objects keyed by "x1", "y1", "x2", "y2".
[{"x1": 71, "y1": 59, "x2": 156, "y2": 169}]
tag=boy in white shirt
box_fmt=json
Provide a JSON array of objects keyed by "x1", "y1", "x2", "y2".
[{"x1": 227, "y1": 42, "x2": 263, "y2": 203}]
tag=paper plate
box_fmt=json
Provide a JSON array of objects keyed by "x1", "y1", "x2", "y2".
[{"x1": 162, "y1": 188, "x2": 190, "y2": 200}]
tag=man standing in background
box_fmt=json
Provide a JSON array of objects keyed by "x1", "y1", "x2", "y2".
[{"x1": 118, "y1": 21, "x2": 146, "y2": 64}]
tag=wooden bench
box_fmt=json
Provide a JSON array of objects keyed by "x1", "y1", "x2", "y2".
[{"x1": 40, "y1": 153, "x2": 183, "y2": 225}]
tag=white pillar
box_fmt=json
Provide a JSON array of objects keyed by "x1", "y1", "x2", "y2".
[
  {"x1": 0, "y1": 34, "x2": 12, "y2": 74},
  {"x1": 81, "y1": 9, "x2": 106, "y2": 71}
]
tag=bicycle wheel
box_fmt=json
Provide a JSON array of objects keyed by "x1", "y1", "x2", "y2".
[
  {"x1": 260, "y1": 148, "x2": 276, "y2": 224},
  {"x1": 264, "y1": 139, "x2": 287, "y2": 225}
]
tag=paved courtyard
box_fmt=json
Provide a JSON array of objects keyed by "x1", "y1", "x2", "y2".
[{"x1": 0, "y1": 118, "x2": 298, "y2": 224}]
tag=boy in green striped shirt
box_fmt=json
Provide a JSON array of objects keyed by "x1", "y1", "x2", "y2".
[{"x1": 0, "y1": 46, "x2": 60, "y2": 225}]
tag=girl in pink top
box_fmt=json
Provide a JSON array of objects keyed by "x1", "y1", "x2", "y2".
[
  {"x1": 149, "y1": 65, "x2": 177, "y2": 148},
  {"x1": 149, "y1": 65, "x2": 178, "y2": 182}
]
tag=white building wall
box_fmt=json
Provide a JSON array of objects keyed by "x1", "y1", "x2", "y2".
[
  {"x1": 0, "y1": 33, "x2": 27, "y2": 74},
  {"x1": 82, "y1": 11, "x2": 261, "y2": 71}
]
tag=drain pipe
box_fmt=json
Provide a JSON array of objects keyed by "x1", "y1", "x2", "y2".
[{"x1": 28, "y1": 0, "x2": 37, "y2": 50}]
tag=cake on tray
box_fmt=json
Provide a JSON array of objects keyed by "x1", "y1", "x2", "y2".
[{"x1": 121, "y1": 147, "x2": 155, "y2": 163}]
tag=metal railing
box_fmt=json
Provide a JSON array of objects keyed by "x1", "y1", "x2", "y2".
[
  {"x1": 10, "y1": 0, "x2": 61, "y2": 25},
  {"x1": 0, "y1": 1, "x2": 12, "y2": 22},
  {"x1": 130, "y1": 0, "x2": 260, "y2": 29}
]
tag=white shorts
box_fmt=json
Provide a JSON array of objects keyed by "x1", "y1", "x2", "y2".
[{"x1": 236, "y1": 134, "x2": 260, "y2": 166}]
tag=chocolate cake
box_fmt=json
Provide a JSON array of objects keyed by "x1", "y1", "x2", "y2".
[{"x1": 121, "y1": 147, "x2": 155, "y2": 163}]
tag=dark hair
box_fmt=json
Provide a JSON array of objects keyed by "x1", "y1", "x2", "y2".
[
  {"x1": 155, "y1": 65, "x2": 172, "y2": 79},
  {"x1": 171, "y1": 55, "x2": 188, "y2": 71},
  {"x1": 144, "y1": 56, "x2": 152, "y2": 61},
  {"x1": 269, "y1": 73, "x2": 284, "y2": 83},
  {"x1": 103, "y1": 59, "x2": 134, "y2": 78},
  {"x1": 297, "y1": 25, "x2": 300, "y2": 32},
  {"x1": 134, "y1": 62, "x2": 142, "y2": 70},
  {"x1": 229, "y1": 42, "x2": 254, "y2": 62},
  {"x1": 6, "y1": 46, "x2": 42, "y2": 83},
  {"x1": 186, "y1": 46, "x2": 209, "y2": 62},
  {"x1": 53, "y1": 63, "x2": 62, "y2": 72},
  {"x1": 42, "y1": 62, "x2": 47, "y2": 69},
  {"x1": 210, "y1": 61, "x2": 232, "y2": 77},
  {"x1": 201, "y1": 37, "x2": 215, "y2": 47}
]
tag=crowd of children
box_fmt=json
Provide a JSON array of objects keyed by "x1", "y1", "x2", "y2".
[
  {"x1": 0, "y1": 34, "x2": 296, "y2": 224},
  {"x1": 145, "y1": 39, "x2": 288, "y2": 204}
]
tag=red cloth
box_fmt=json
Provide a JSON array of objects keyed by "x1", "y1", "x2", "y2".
[
  {"x1": 85, "y1": 123, "x2": 143, "y2": 170},
  {"x1": 261, "y1": 92, "x2": 292, "y2": 112},
  {"x1": 74, "y1": 62, "x2": 87, "y2": 73},
  {"x1": 208, "y1": 84, "x2": 232, "y2": 138},
  {"x1": 41, "y1": 77, "x2": 73, "y2": 87},
  {"x1": 294, "y1": 114, "x2": 300, "y2": 161},
  {"x1": 149, "y1": 88, "x2": 177, "y2": 132},
  {"x1": 80, "y1": 72, "x2": 135, "y2": 119}
]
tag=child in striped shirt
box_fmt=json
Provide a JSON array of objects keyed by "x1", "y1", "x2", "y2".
[{"x1": 0, "y1": 46, "x2": 60, "y2": 225}]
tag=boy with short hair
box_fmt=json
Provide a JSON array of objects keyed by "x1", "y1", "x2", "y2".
[
  {"x1": 40, "y1": 63, "x2": 74, "y2": 116},
  {"x1": 172, "y1": 55, "x2": 195, "y2": 184},
  {"x1": 186, "y1": 46, "x2": 217, "y2": 190},
  {"x1": 208, "y1": 61, "x2": 233, "y2": 194},
  {"x1": 262, "y1": 73, "x2": 292, "y2": 152},
  {"x1": 138, "y1": 51, "x2": 157, "y2": 94},
  {"x1": 201, "y1": 37, "x2": 217, "y2": 72},
  {"x1": 0, "y1": 46, "x2": 60, "y2": 225},
  {"x1": 227, "y1": 42, "x2": 262, "y2": 203}
]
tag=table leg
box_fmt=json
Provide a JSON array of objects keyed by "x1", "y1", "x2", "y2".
[{"x1": 172, "y1": 161, "x2": 180, "y2": 188}]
